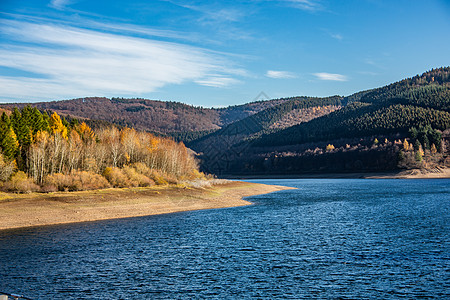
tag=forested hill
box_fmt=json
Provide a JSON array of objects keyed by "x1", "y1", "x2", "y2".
[
  {"x1": 256, "y1": 67, "x2": 450, "y2": 148},
  {"x1": 188, "y1": 96, "x2": 343, "y2": 173},
  {"x1": 346, "y1": 67, "x2": 450, "y2": 105},
  {"x1": 0, "y1": 97, "x2": 289, "y2": 134},
  {"x1": 224, "y1": 67, "x2": 450, "y2": 175},
  {"x1": 1, "y1": 67, "x2": 450, "y2": 176}
]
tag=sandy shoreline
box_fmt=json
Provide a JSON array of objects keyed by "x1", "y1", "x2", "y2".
[{"x1": 0, "y1": 181, "x2": 292, "y2": 231}]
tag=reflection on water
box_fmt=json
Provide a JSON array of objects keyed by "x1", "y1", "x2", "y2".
[{"x1": 0, "y1": 179, "x2": 449, "y2": 299}]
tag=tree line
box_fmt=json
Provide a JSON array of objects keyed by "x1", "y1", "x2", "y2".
[
  {"x1": 254, "y1": 103, "x2": 450, "y2": 147},
  {"x1": 0, "y1": 107, "x2": 201, "y2": 192}
]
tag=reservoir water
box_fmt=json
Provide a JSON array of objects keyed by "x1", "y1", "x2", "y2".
[{"x1": 0, "y1": 179, "x2": 449, "y2": 299}]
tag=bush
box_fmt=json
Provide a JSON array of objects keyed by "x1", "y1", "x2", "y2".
[
  {"x1": 43, "y1": 171, "x2": 110, "y2": 191},
  {"x1": 122, "y1": 166, "x2": 154, "y2": 187},
  {"x1": 179, "y1": 169, "x2": 207, "y2": 181},
  {"x1": 2, "y1": 171, "x2": 40, "y2": 193},
  {"x1": 132, "y1": 163, "x2": 168, "y2": 185},
  {"x1": 149, "y1": 170, "x2": 169, "y2": 185},
  {"x1": 103, "y1": 167, "x2": 132, "y2": 188},
  {"x1": 162, "y1": 173, "x2": 178, "y2": 185},
  {"x1": 132, "y1": 162, "x2": 151, "y2": 176}
]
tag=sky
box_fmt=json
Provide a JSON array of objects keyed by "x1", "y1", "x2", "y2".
[{"x1": 0, "y1": 0, "x2": 449, "y2": 107}]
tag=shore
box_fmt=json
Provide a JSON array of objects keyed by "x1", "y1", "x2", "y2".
[
  {"x1": 0, "y1": 181, "x2": 292, "y2": 231},
  {"x1": 224, "y1": 167, "x2": 450, "y2": 180}
]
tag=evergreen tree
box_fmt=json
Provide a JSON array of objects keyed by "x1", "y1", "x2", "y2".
[
  {"x1": 70, "y1": 117, "x2": 79, "y2": 128},
  {"x1": 10, "y1": 107, "x2": 21, "y2": 135},
  {"x1": 1, "y1": 126, "x2": 19, "y2": 160},
  {"x1": 42, "y1": 112, "x2": 50, "y2": 132},
  {"x1": 31, "y1": 107, "x2": 45, "y2": 133},
  {"x1": 62, "y1": 116, "x2": 70, "y2": 129},
  {"x1": 414, "y1": 140, "x2": 422, "y2": 151},
  {"x1": 0, "y1": 112, "x2": 10, "y2": 142},
  {"x1": 21, "y1": 105, "x2": 33, "y2": 128}
]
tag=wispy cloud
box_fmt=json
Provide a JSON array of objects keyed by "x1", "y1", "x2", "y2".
[
  {"x1": 314, "y1": 72, "x2": 348, "y2": 81},
  {"x1": 266, "y1": 70, "x2": 297, "y2": 79},
  {"x1": 195, "y1": 76, "x2": 240, "y2": 88},
  {"x1": 49, "y1": 0, "x2": 74, "y2": 10},
  {"x1": 165, "y1": 1, "x2": 246, "y2": 23},
  {"x1": 330, "y1": 33, "x2": 343, "y2": 40},
  {"x1": 0, "y1": 17, "x2": 244, "y2": 101},
  {"x1": 283, "y1": 0, "x2": 322, "y2": 11}
]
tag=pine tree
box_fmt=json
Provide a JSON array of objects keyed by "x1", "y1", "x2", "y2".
[
  {"x1": 10, "y1": 107, "x2": 21, "y2": 136},
  {"x1": 31, "y1": 107, "x2": 45, "y2": 133},
  {"x1": 414, "y1": 140, "x2": 422, "y2": 151},
  {"x1": 415, "y1": 149, "x2": 423, "y2": 162},
  {"x1": 62, "y1": 116, "x2": 70, "y2": 129},
  {"x1": 0, "y1": 112, "x2": 10, "y2": 142},
  {"x1": 21, "y1": 105, "x2": 33, "y2": 128},
  {"x1": 42, "y1": 112, "x2": 50, "y2": 132}
]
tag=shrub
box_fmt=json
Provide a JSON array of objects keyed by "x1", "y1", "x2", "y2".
[
  {"x1": 103, "y1": 167, "x2": 132, "y2": 188},
  {"x1": 2, "y1": 171, "x2": 40, "y2": 193},
  {"x1": 132, "y1": 162, "x2": 151, "y2": 176},
  {"x1": 148, "y1": 170, "x2": 168, "y2": 185},
  {"x1": 43, "y1": 171, "x2": 110, "y2": 191},
  {"x1": 162, "y1": 173, "x2": 178, "y2": 185},
  {"x1": 122, "y1": 166, "x2": 154, "y2": 187},
  {"x1": 183, "y1": 169, "x2": 207, "y2": 181}
]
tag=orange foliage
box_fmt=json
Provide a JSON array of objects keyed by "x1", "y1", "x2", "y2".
[{"x1": 49, "y1": 112, "x2": 68, "y2": 139}]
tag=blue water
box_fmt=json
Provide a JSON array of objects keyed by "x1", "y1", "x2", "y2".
[{"x1": 0, "y1": 179, "x2": 449, "y2": 299}]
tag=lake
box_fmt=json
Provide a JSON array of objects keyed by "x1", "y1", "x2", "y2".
[{"x1": 0, "y1": 179, "x2": 449, "y2": 299}]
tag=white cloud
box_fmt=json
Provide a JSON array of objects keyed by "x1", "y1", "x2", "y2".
[
  {"x1": 266, "y1": 70, "x2": 297, "y2": 79},
  {"x1": 314, "y1": 72, "x2": 348, "y2": 81},
  {"x1": 0, "y1": 18, "x2": 244, "y2": 101}
]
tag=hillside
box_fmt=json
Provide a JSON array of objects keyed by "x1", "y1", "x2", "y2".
[
  {"x1": 0, "y1": 97, "x2": 289, "y2": 134},
  {"x1": 218, "y1": 67, "x2": 450, "y2": 175},
  {"x1": 188, "y1": 96, "x2": 344, "y2": 173}
]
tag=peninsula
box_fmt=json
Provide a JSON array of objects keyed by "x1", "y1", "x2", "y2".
[{"x1": 0, "y1": 181, "x2": 292, "y2": 231}]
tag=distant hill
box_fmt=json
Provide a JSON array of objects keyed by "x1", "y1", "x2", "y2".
[{"x1": 0, "y1": 97, "x2": 289, "y2": 134}]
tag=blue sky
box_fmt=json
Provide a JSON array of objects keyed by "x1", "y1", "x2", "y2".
[{"x1": 1, "y1": 0, "x2": 449, "y2": 107}]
